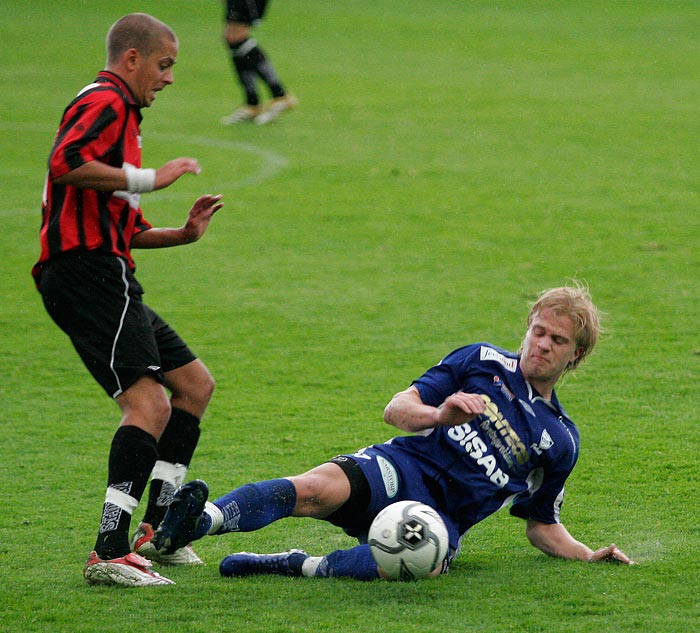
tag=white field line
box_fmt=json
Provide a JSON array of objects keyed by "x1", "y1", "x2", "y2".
[{"x1": 0, "y1": 122, "x2": 289, "y2": 214}]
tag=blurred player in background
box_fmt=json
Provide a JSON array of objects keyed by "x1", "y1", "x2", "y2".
[
  {"x1": 32, "y1": 13, "x2": 223, "y2": 587},
  {"x1": 220, "y1": 0, "x2": 298, "y2": 125},
  {"x1": 153, "y1": 285, "x2": 634, "y2": 580}
]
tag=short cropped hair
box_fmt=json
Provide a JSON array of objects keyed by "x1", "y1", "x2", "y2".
[
  {"x1": 106, "y1": 13, "x2": 177, "y2": 65},
  {"x1": 526, "y1": 284, "x2": 603, "y2": 370}
]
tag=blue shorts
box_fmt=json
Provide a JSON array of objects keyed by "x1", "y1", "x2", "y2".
[{"x1": 330, "y1": 445, "x2": 460, "y2": 558}]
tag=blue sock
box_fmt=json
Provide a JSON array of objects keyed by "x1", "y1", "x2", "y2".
[
  {"x1": 314, "y1": 544, "x2": 380, "y2": 581},
  {"x1": 212, "y1": 479, "x2": 297, "y2": 533}
]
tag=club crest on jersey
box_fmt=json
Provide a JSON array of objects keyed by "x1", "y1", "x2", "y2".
[
  {"x1": 480, "y1": 346, "x2": 517, "y2": 372},
  {"x1": 530, "y1": 429, "x2": 554, "y2": 456}
]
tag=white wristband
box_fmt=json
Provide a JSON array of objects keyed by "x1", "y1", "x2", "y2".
[{"x1": 124, "y1": 164, "x2": 156, "y2": 193}]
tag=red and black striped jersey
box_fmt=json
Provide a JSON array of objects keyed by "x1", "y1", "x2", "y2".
[{"x1": 32, "y1": 71, "x2": 153, "y2": 284}]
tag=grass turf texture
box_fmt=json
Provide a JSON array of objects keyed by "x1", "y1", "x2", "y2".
[{"x1": 1, "y1": 0, "x2": 698, "y2": 631}]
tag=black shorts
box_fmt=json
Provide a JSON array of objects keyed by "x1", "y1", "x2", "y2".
[
  {"x1": 39, "y1": 252, "x2": 197, "y2": 398},
  {"x1": 322, "y1": 455, "x2": 372, "y2": 538},
  {"x1": 226, "y1": 0, "x2": 269, "y2": 24}
]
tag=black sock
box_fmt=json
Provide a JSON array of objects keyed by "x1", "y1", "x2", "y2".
[
  {"x1": 94, "y1": 425, "x2": 158, "y2": 559},
  {"x1": 231, "y1": 38, "x2": 285, "y2": 101},
  {"x1": 141, "y1": 408, "x2": 201, "y2": 528},
  {"x1": 231, "y1": 39, "x2": 260, "y2": 105}
]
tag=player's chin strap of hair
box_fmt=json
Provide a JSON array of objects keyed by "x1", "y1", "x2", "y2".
[{"x1": 123, "y1": 163, "x2": 156, "y2": 193}]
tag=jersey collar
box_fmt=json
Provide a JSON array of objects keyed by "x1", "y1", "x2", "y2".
[
  {"x1": 524, "y1": 379, "x2": 563, "y2": 414},
  {"x1": 95, "y1": 71, "x2": 140, "y2": 109}
]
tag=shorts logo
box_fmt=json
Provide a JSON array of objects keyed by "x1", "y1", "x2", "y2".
[
  {"x1": 376, "y1": 456, "x2": 399, "y2": 498},
  {"x1": 480, "y1": 346, "x2": 518, "y2": 372}
]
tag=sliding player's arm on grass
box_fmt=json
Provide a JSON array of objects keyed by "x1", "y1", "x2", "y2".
[{"x1": 525, "y1": 520, "x2": 634, "y2": 564}]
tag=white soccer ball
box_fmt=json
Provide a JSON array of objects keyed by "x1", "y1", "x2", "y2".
[{"x1": 368, "y1": 500, "x2": 449, "y2": 580}]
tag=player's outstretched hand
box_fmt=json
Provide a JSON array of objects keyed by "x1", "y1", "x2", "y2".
[
  {"x1": 181, "y1": 194, "x2": 223, "y2": 243},
  {"x1": 588, "y1": 543, "x2": 635, "y2": 565},
  {"x1": 155, "y1": 158, "x2": 202, "y2": 190}
]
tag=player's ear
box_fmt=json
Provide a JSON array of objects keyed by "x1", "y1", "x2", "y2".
[
  {"x1": 568, "y1": 347, "x2": 584, "y2": 369},
  {"x1": 123, "y1": 48, "x2": 140, "y2": 70}
]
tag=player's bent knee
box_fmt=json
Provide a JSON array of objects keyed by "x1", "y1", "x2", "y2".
[
  {"x1": 225, "y1": 23, "x2": 251, "y2": 46},
  {"x1": 289, "y1": 473, "x2": 348, "y2": 517},
  {"x1": 167, "y1": 360, "x2": 215, "y2": 411},
  {"x1": 195, "y1": 369, "x2": 215, "y2": 403},
  {"x1": 290, "y1": 475, "x2": 327, "y2": 508},
  {"x1": 118, "y1": 388, "x2": 172, "y2": 437}
]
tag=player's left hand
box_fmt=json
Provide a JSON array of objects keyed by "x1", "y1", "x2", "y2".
[
  {"x1": 588, "y1": 543, "x2": 635, "y2": 565},
  {"x1": 182, "y1": 194, "x2": 223, "y2": 242}
]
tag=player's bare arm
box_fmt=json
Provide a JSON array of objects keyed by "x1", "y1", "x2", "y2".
[
  {"x1": 52, "y1": 157, "x2": 201, "y2": 192},
  {"x1": 131, "y1": 194, "x2": 223, "y2": 249},
  {"x1": 384, "y1": 386, "x2": 486, "y2": 433},
  {"x1": 526, "y1": 520, "x2": 634, "y2": 564},
  {"x1": 52, "y1": 160, "x2": 128, "y2": 191}
]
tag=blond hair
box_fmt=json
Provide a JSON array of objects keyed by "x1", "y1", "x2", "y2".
[{"x1": 526, "y1": 284, "x2": 603, "y2": 370}]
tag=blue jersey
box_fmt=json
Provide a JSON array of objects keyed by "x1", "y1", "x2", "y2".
[{"x1": 341, "y1": 343, "x2": 580, "y2": 550}]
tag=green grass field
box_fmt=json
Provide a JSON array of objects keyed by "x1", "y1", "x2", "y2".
[{"x1": 1, "y1": 1, "x2": 699, "y2": 631}]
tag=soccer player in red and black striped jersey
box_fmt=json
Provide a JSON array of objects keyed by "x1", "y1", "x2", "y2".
[{"x1": 32, "y1": 13, "x2": 224, "y2": 587}]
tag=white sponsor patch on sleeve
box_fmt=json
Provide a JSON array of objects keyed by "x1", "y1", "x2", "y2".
[
  {"x1": 480, "y1": 346, "x2": 518, "y2": 372},
  {"x1": 377, "y1": 456, "x2": 400, "y2": 499}
]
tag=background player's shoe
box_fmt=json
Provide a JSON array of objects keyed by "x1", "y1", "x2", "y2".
[
  {"x1": 83, "y1": 550, "x2": 175, "y2": 586},
  {"x1": 131, "y1": 522, "x2": 204, "y2": 566},
  {"x1": 254, "y1": 94, "x2": 299, "y2": 125},
  {"x1": 151, "y1": 480, "x2": 209, "y2": 555},
  {"x1": 219, "y1": 550, "x2": 308, "y2": 577},
  {"x1": 220, "y1": 105, "x2": 262, "y2": 125}
]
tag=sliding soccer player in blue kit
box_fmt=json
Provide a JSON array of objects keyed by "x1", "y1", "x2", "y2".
[{"x1": 153, "y1": 285, "x2": 634, "y2": 580}]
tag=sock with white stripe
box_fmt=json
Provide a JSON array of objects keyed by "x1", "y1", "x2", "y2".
[
  {"x1": 142, "y1": 407, "x2": 200, "y2": 528},
  {"x1": 230, "y1": 38, "x2": 285, "y2": 103},
  {"x1": 94, "y1": 425, "x2": 158, "y2": 559}
]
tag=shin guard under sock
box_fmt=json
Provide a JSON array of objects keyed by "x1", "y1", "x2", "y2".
[
  {"x1": 142, "y1": 408, "x2": 200, "y2": 527},
  {"x1": 211, "y1": 478, "x2": 297, "y2": 534}
]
